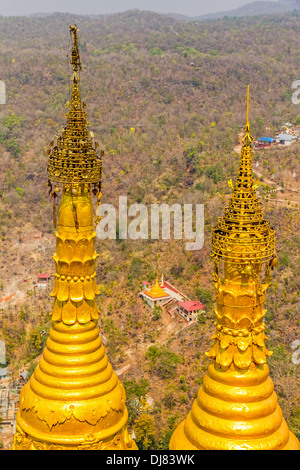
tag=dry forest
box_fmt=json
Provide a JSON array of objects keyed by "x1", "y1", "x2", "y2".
[{"x1": 0, "y1": 10, "x2": 299, "y2": 449}]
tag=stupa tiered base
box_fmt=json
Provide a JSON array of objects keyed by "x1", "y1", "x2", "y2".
[
  {"x1": 170, "y1": 364, "x2": 300, "y2": 450},
  {"x1": 13, "y1": 320, "x2": 137, "y2": 450}
]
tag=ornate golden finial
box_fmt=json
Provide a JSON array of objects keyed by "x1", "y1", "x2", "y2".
[
  {"x1": 242, "y1": 85, "x2": 253, "y2": 147},
  {"x1": 47, "y1": 25, "x2": 102, "y2": 200},
  {"x1": 246, "y1": 84, "x2": 250, "y2": 125},
  {"x1": 211, "y1": 87, "x2": 275, "y2": 266},
  {"x1": 69, "y1": 24, "x2": 82, "y2": 77},
  {"x1": 169, "y1": 87, "x2": 300, "y2": 451}
]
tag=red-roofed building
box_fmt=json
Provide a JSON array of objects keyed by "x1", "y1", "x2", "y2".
[
  {"x1": 37, "y1": 273, "x2": 50, "y2": 288},
  {"x1": 142, "y1": 281, "x2": 150, "y2": 290},
  {"x1": 178, "y1": 300, "x2": 205, "y2": 322}
]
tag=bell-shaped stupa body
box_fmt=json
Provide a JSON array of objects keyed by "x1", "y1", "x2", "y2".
[
  {"x1": 12, "y1": 25, "x2": 137, "y2": 451},
  {"x1": 169, "y1": 87, "x2": 300, "y2": 451}
]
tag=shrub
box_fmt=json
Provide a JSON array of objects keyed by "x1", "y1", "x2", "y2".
[
  {"x1": 152, "y1": 305, "x2": 162, "y2": 321},
  {"x1": 146, "y1": 345, "x2": 183, "y2": 378},
  {"x1": 150, "y1": 47, "x2": 163, "y2": 56}
]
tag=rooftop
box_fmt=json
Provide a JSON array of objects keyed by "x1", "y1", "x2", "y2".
[
  {"x1": 37, "y1": 273, "x2": 50, "y2": 279},
  {"x1": 277, "y1": 134, "x2": 294, "y2": 141},
  {"x1": 179, "y1": 300, "x2": 204, "y2": 312}
]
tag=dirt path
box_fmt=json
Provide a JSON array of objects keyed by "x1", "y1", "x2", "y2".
[{"x1": 114, "y1": 308, "x2": 194, "y2": 378}]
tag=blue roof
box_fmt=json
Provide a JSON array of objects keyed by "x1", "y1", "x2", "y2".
[{"x1": 258, "y1": 137, "x2": 276, "y2": 142}]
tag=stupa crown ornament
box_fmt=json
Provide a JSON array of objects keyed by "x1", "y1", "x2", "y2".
[
  {"x1": 12, "y1": 25, "x2": 137, "y2": 451},
  {"x1": 169, "y1": 87, "x2": 300, "y2": 451},
  {"x1": 211, "y1": 86, "x2": 276, "y2": 267},
  {"x1": 47, "y1": 24, "x2": 102, "y2": 189}
]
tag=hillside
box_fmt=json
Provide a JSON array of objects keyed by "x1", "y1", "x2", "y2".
[
  {"x1": 167, "y1": 0, "x2": 300, "y2": 20},
  {"x1": 0, "y1": 10, "x2": 299, "y2": 449}
]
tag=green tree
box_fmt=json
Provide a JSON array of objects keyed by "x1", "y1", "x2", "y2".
[
  {"x1": 29, "y1": 329, "x2": 43, "y2": 356},
  {"x1": 205, "y1": 165, "x2": 224, "y2": 184},
  {"x1": 124, "y1": 379, "x2": 150, "y2": 425},
  {"x1": 150, "y1": 47, "x2": 163, "y2": 56},
  {"x1": 195, "y1": 287, "x2": 213, "y2": 308},
  {"x1": 133, "y1": 413, "x2": 156, "y2": 450},
  {"x1": 152, "y1": 305, "x2": 162, "y2": 321},
  {"x1": 3, "y1": 112, "x2": 25, "y2": 131},
  {"x1": 1, "y1": 113, "x2": 24, "y2": 158},
  {"x1": 289, "y1": 406, "x2": 300, "y2": 440},
  {"x1": 146, "y1": 345, "x2": 183, "y2": 378},
  {"x1": 156, "y1": 413, "x2": 180, "y2": 450},
  {"x1": 124, "y1": 378, "x2": 150, "y2": 400}
]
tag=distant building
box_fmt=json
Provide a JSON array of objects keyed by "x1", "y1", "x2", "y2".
[
  {"x1": 276, "y1": 134, "x2": 295, "y2": 145},
  {"x1": 255, "y1": 137, "x2": 276, "y2": 149},
  {"x1": 0, "y1": 367, "x2": 8, "y2": 380},
  {"x1": 141, "y1": 277, "x2": 170, "y2": 308},
  {"x1": 37, "y1": 273, "x2": 50, "y2": 288},
  {"x1": 257, "y1": 137, "x2": 276, "y2": 144},
  {"x1": 162, "y1": 278, "x2": 187, "y2": 302},
  {"x1": 141, "y1": 275, "x2": 189, "y2": 308},
  {"x1": 177, "y1": 300, "x2": 205, "y2": 323},
  {"x1": 0, "y1": 340, "x2": 6, "y2": 365},
  {"x1": 140, "y1": 276, "x2": 205, "y2": 323},
  {"x1": 20, "y1": 370, "x2": 28, "y2": 383},
  {"x1": 0, "y1": 80, "x2": 6, "y2": 105}
]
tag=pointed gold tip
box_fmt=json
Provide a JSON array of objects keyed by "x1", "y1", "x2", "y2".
[
  {"x1": 69, "y1": 24, "x2": 81, "y2": 74},
  {"x1": 243, "y1": 85, "x2": 252, "y2": 139},
  {"x1": 246, "y1": 85, "x2": 250, "y2": 125}
]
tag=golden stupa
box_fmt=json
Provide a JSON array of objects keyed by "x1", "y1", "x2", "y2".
[
  {"x1": 12, "y1": 25, "x2": 137, "y2": 451},
  {"x1": 145, "y1": 277, "x2": 169, "y2": 300},
  {"x1": 169, "y1": 87, "x2": 300, "y2": 451}
]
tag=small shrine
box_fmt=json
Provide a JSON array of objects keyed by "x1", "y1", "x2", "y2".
[
  {"x1": 141, "y1": 277, "x2": 170, "y2": 308},
  {"x1": 141, "y1": 275, "x2": 205, "y2": 324}
]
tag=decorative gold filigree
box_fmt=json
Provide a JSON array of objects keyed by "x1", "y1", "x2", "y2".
[
  {"x1": 206, "y1": 321, "x2": 273, "y2": 369},
  {"x1": 47, "y1": 25, "x2": 102, "y2": 194},
  {"x1": 13, "y1": 426, "x2": 135, "y2": 451},
  {"x1": 211, "y1": 87, "x2": 276, "y2": 266}
]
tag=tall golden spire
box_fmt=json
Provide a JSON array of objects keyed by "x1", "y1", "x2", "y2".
[
  {"x1": 12, "y1": 25, "x2": 137, "y2": 451},
  {"x1": 47, "y1": 24, "x2": 102, "y2": 191},
  {"x1": 169, "y1": 87, "x2": 300, "y2": 451}
]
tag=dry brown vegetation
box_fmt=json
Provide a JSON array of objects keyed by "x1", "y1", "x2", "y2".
[{"x1": 0, "y1": 10, "x2": 299, "y2": 449}]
